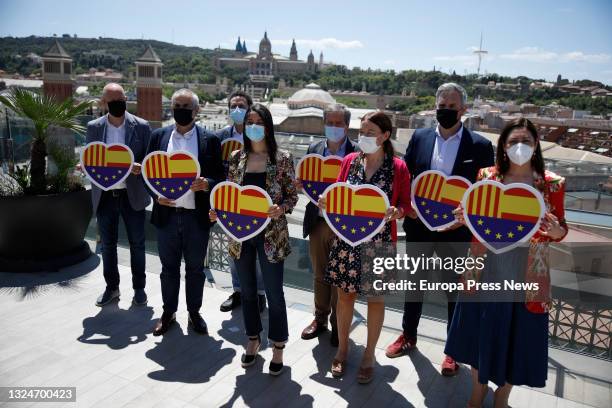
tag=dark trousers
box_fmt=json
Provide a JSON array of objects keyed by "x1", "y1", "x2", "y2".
[
  {"x1": 402, "y1": 239, "x2": 467, "y2": 338},
  {"x1": 157, "y1": 209, "x2": 209, "y2": 314},
  {"x1": 235, "y1": 235, "x2": 288, "y2": 343},
  {"x1": 96, "y1": 189, "x2": 146, "y2": 291}
]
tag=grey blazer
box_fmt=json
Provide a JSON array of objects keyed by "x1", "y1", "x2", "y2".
[{"x1": 86, "y1": 112, "x2": 152, "y2": 213}]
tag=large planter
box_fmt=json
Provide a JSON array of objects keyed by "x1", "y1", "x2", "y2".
[{"x1": 0, "y1": 189, "x2": 93, "y2": 272}]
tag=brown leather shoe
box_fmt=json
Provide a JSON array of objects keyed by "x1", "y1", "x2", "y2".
[
  {"x1": 153, "y1": 312, "x2": 176, "y2": 336},
  {"x1": 301, "y1": 320, "x2": 328, "y2": 340}
]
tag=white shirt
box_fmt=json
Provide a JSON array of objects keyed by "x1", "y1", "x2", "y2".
[
  {"x1": 104, "y1": 115, "x2": 127, "y2": 189},
  {"x1": 232, "y1": 126, "x2": 244, "y2": 143},
  {"x1": 430, "y1": 124, "x2": 463, "y2": 176},
  {"x1": 167, "y1": 126, "x2": 199, "y2": 209}
]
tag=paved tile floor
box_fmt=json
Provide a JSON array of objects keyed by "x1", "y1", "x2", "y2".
[{"x1": 0, "y1": 241, "x2": 610, "y2": 408}]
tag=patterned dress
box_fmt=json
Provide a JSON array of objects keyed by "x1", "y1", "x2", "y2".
[{"x1": 325, "y1": 153, "x2": 395, "y2": 295}]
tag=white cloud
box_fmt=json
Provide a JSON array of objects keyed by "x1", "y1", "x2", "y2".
[
  {"x1": 243, "y1": 37, "x2": 364, "y2": 50},
  {"x1": 500, "y1": 47, "x2": 611, "y2": 63}
]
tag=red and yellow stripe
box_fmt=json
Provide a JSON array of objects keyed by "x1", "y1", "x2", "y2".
[
  {"x1": 326, "y1": 186, "x2": 386, "y2": 219},
  {"x1": 467, "y1": 184, "x2": 541, "y2": 223}
]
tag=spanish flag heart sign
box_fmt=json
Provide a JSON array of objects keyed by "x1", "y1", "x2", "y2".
[
  {"x1": 411, "y1": 170, "x2": 471, "y2": 231},
  {"x1": 80, "y1": 142, "x2": 134, "y2": 191},
  {"x1": 220, "y1": 138, "x2": 243, "y2": 164},
  {"x1": 322, "y1": 182, "x2": 389, "y2": 247},
  {"x1": 297, "y1": 154, "x2": 343, "y2": 204},
  {"x1": 210, "y1": 181, "x2": 273, "y2": 242},
  {"x1": 462, "y1": 180, "x2": 545, "y2": 254},
  {"x1": 142, "y1": 151, "x2": 200, "y2": 200}
]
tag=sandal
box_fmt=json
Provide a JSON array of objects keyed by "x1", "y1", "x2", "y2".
[
  {"x1": 269, "y1": 343, "x2": 285, "y2": 376},
  {"x1": 357, "y1": 356, "x2": 375, "y2": 384},
  {"x1": 241, "y1": 334, "x2": 261, "y2": 368},
  {"x1": 331, "y1": 358, "x2": 346, "y2": 378}
]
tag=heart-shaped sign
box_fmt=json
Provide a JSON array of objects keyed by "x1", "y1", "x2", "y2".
[
  {"x1": 297, "y1": 154, "x2": 343, "y2": 204},
  {"x1": 461, "y1": 180, "x2": 545, "y2": 254},
  {"x1": 80, "y1": 142, "x2": 134, "y2": 191},
  {"x1": 142, "y1": 150, "x2": 200, "y2": 200},
  {"x1": 221, "y1": 138, "x2": 243, "y2": 164},
  {"x1": 210, "y1": 181, "x2": 273, "y2": 242},
  {"x1": 321, "y1": 182, "x2": 389, "y2": 247},
  {"x1": 411, "y1": 170, "x2": 471, "y2": 231}
]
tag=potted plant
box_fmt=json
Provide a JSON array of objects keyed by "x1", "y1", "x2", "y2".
[{"x1": 0, "y1": 88, "x2": 93, "y2": 272}]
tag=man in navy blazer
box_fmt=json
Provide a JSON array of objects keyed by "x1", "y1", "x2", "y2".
[
  {"x1": 146, "y1": 89, "x2": 224, "y2": 336},
  {"x1": 385, "y1": 83, "x2": 494, "y2": 376},
  {"x1": 86, "y1": 83, "x2": 151, "y2": 308},
  {"x1": 299, "y1": 104, "x2": 359, "y2": 347}
]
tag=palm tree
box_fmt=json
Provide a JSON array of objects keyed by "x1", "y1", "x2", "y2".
[{"x1": 0, "y1": 88, "x2": 92, "y2": 193}]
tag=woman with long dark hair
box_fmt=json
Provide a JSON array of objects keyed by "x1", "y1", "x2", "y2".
[
  {"x1": 448, "y1": 117, "x2": 567, "y2": 407},
  {"x1": 319, "y1": 111, "x2": 412, "y2": 384},
  {"x1": 210, "y1": 103, "x2": 298, "y2": 376}
]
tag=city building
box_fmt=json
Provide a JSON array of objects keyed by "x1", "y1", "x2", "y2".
[
  {"x1": 41, "y1": 40, "x2": 74, "y2": 102},
  {"x1": 135, "y1": 44, "x2": 163, "y2": 123}
]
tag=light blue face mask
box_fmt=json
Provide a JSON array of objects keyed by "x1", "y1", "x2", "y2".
[
  {"x1": 229, "y1": 107, "x2": 247, "y2": 124},
  {"x1": 245, "y1": 124, "x2": 265, "y2": 142},
  {"x1": 324, "y1": 125, "x2": 346, "y2": 143}
]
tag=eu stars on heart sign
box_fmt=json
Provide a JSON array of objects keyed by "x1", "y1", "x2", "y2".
[
  {"x1": 461, "y1": 180, "x2": 545, "y2": 254},
  {"x1": 411, "y1": 170, "x2": 471, "y2": 231},
  {"x1": 80, "y1": 142, "x2": 134, "y2": 191},
  {"x1": 210, "y1": 181, "x2": 273, "y2": 242},
  {"x1": 321, "y1": 182, "x2": 389, "y2": 247},
  {"x1": 142, "y1": 151, "x2": 200, "y2": 200},
  {"x1": 297, "y1": 154, "x2": 343, "y2": 205}
]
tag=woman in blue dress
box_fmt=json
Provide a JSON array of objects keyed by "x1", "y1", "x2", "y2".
[{"x1": 447, "y1": 118, "x2": 568, "y2": 408}]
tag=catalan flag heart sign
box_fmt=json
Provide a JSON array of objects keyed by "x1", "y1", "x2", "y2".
[
  {"x1": 142, "y1": 151, "x2": 200, "y2": 200},
  {"x1": 210, "y1": 181, "x2": 273, "y2": 242},
  {"x1": 80, "y1": 142, "x2": 134, "y2": 191},
  {"x1": 297, "y1": 154, "x2": 343, "y2": 204},
  {"x1": 462, "y1": 180, "x2": 545, "y2": 254},
  {"x1": 220, "y1": 138, "x2": 243, "y2": 164},
  {"x1": 322, "y1": 182, "x2": 390, "y2": 247},
  {"x1": 411, "y1": 170, "x2": 471, "y2": 231}
]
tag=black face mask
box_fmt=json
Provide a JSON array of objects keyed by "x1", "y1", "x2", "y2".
[
  {"x1": 107, "y1": 100, "x2": 126, "y2": 118},
  {"x1": 173, "y1": 108, "x2": 193, "y2": 126},
  {"x1": 436, "y1": 108, "x2": 460, "y2": 129}
]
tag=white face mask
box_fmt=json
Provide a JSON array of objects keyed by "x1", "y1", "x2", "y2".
[
  {"x1": 506, "y1": 143, "x2": 534, "y2": 166},
  {"x1": 358, "y1": 135, "x2": 381, "y2": 154}
]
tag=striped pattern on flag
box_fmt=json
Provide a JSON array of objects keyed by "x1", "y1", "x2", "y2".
[
  {"x1": 326, "y1": 185, "x2": 387, "y2": 219},
  {"x1": 213, "y1": 185, "x2": 269, "y2": 218},
  {"x1": 299, "y1": 156, "x2": 342, "y2": 182},
  {"x1": 466, "y1": 184, "x2": 541, "y2": 223},
  {"x1": 221, "y1": 140, "x2": 243, "y2": 162}
]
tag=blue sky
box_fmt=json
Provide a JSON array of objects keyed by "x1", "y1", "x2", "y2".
[{"x1": 2, "y1": 0, "x2": 611, "y2": 84}]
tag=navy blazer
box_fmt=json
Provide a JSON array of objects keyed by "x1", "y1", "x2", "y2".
[
  {"x1": 86, "y1": 112, "x2": 152, "y2": 213},
  {"x1": 302, "y1": 138, "x2": 359, "y2": 238},
  {"x1": 215, "y1": 125, "x2": 237, "y2": 142},
  {"x1": 147, "y1": 124, "x2": 224, "y2": 229},
  {"x1": 402, "y1": 126, "x2": 494, "y2": 242}
]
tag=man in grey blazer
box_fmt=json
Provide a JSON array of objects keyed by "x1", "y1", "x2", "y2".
[
  {"x1": 299, "y1": 103, "x2": 358, "y2": 347},
  {"x1": 86, "y1": 83, "x2": 152, "y2": 307}
]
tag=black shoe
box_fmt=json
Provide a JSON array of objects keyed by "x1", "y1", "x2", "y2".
[
  {"x1": 220, "y1": 292, "x2": 241, "y2": 312},
  {"x1": 188, "y1": 312, "x2": 208, "y2": 335},
  {"x1": 241, "y1": 335, "x2": 261, "y2": 368},
  {"x1": 258, "y1": 294, "x2": 266, "y2": 313},
  {"x1": 96, "y1": 288, "x2": 120, "y2": 306},
  {"x1": 330, "y1": 327, "x2": 339, "y2": 347},
  {"x1": 153, "y1": 312, "x2": 176, "y2": 336},
  {"x1": 132, "y1": 288, "x2": 147, "y2": 305},
  {"x1": 269, "y1": 343, "x2": 285, "y2": 376}
]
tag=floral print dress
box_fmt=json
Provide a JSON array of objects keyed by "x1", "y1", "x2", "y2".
[{"x1": 325, "y1": 153, "x2": 394, "y2": 295}]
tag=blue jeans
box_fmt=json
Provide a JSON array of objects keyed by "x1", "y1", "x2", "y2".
[
  {"x1": 230, "y1": 258, "x2": 265, "y2": 295},
  {"x1": 96, "y1": 190, "x2": 146, "y2": 291},
  {"x1": 157, "y1": 209, "x2": 209, "y2": 314},
  {"x1": 235, "y1": 235, "x2": 288, "y2": 342}
]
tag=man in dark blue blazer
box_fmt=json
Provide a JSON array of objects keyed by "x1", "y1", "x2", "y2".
[
  {"x1": 147, "y1": 89, "x2": 224, "y2": 336},
  {"x1": 86, "y1": 83, "x2": 151, "y2": 308},
  {"x1": 299, "y1": 104, "x2": 359, "y2": 347},
  {"x1": 385, "y1": 83, "x2": 494, "y2": 376}
]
